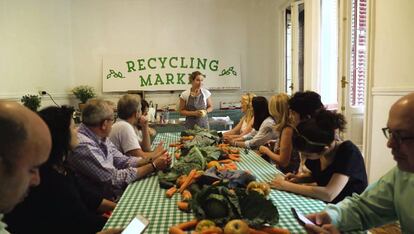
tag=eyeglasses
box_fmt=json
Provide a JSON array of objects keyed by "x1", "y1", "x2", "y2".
[{"x1": 382, "y1": 127, "x2": 414, "y2": 144}]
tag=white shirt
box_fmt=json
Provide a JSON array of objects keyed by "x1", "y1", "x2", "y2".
[
  {"x1": 245, "y1": 117, "x2": 278, "y2": 149},
  {"x1": 180, "y1": 88, "x2": 211, "y2": 106},
  {"x1": 0, "y1": 214, "x2": 10, "y2": 234},
  {"x1": 109, "y1": 119, "x2": 141, "y2": 154}
]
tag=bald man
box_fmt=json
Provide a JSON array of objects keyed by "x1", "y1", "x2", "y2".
[
  {"x1": 305, "y1": 93, "x2": 414, "y2": 233},
  {"x1": 0, "y1": 102, "x2": 51, "y2": 233}
]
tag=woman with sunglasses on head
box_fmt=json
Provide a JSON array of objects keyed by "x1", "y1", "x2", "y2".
[
  {"x1": 270, "y1": 109, "x2": 368, "y2": 203},
  {"x1": 230, "y1": 96, "x2": 278, "y2": 149},
  {"x1": 223, "y1": 93, "x2": 255, "y2": 141},
  {"x1": 5, "y1": 106, "x2": 118, "y2": 234},
  {"x1": 258, "y1": 93, "x2": 300, "y2": 174}
]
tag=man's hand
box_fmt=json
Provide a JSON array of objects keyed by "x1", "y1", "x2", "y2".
[
  {"x1": 153, "y1": 153, "x2": 171, "y2": 171},
  {"x1": 137, "y1": 115, "x2": 149, "y2": 128},
  {"x1": 303, "y1": 212, "x2": 339, "y2": 234},
  {"x1": 154, "y1": 141, "x2": 165, "y2": 154},
  {"x1": 96, "y1": 228, "x2": 123, "y2": 234}
]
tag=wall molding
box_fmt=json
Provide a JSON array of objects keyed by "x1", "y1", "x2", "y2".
[
  {"x1": 0, "y1": 93, "x2": 73, "y2": 101},
  {"x1": 371, "y1": 87, "x2": 414, "y2": 96}
]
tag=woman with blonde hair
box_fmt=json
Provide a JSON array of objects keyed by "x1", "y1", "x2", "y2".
[
  {"x1": 223, "y1": 93, "x2": 255, "y2": 140},
  {"x1": 259, "y1": 93, "x2": 300, "y2": 174}
]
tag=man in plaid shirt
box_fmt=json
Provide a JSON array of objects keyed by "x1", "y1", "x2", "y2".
[{"x1": 68, "y1": 99, "x2": 171, "y2": 201}]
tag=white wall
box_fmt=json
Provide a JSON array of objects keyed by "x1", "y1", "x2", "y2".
[
  {"x1": 1, "y1": 0, "x2": 286, "y2": 109},
  {"x1": 0, "y1": 0, "x2": 74, "y2": 106},
  {"x1": 364, "y1": 0, "x2": 414, "y2": 182}
]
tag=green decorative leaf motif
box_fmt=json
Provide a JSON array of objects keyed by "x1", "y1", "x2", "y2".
[
  {"x1": 106, "y1": 69, "x2": 126, "y2": 79},
  {"x1": 219, "y1": 66, "x2": 237, "y2": 76}
]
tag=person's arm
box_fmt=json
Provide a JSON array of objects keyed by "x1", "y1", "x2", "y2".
[
  {"x1": 179, "y1": 98, "x2": 201, "y2": 117},
  {"x1": 324, "y1": 168, "x2": 398, "y2": 231},
  {"x1": 259, "y1": 127, "x2": 293, "y2": 167},
  {"x1": 238, "y1": 118, "x2": 254, "y2": 137},
  {"x1": 97, "y1": 199, "x2": 117, "y2": 213},
  {"x1": 70, "y1": 142, "x2": 139, "y2": 189},
  {"x1": 224, "y1": 118, "x2": 243, "y2": 136},
  {"x1": 241, "y1": 119, "x2": 276, "y2": 149},
  {"x1": 271, "y1": 173, "x2": 350, "y2": 202},
  {"x1": 137, "y1": 117, "x2": 151, "y2": 152},
  {"x1": 206, "y1": 96, "x2": 213, "y2": 113}
]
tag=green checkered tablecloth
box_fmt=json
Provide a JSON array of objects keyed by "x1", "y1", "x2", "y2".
[{"x1": 104, "y1": 132, "x2": 326, "y2": 233}]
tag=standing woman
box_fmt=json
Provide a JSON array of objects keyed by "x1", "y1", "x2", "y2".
[{"x1": 179, "y1": 71, "x2": 213, "y2": 129}]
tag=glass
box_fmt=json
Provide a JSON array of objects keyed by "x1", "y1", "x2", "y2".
[{"x1": 382, "y1": 127, "x2": 414, "y2": 144}]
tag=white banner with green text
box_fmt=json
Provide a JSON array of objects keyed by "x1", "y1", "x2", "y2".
[{"x1": 103, "y1": 55, "x2": 241, "y2": 92}]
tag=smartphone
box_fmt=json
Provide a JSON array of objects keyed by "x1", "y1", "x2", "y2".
[
  {"x1": 291, "y1": 208, "x2": 315, "y2": 226},
  {"x1": 121, "y1": 215, "x2": 149, "y2": 234}
]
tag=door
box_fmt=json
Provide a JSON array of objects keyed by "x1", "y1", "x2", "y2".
[
  {"x1": 286, "y1": 0, "x2": 305, "y2": 95},
  {"x1": 338, "y1": 0, "x2": 367, "y2": 150}
]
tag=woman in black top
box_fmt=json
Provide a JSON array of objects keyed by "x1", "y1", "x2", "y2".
[
  {"x1": 5, "y1": 106, "x2": 117, "y2": 234},
  {"x1": 269, "y1": 109, "x2": 368, "y2": 203}
]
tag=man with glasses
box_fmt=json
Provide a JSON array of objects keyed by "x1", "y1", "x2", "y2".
[
  {"x1": 306, "y1": 93, "x2": 414, "y2": 233},
  {"x1": 68, "y1": 99, "x2": 171, "y2": 201}
]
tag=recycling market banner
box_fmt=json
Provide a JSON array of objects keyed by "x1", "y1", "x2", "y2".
[{"x1": 103, "y1": 54, "x2": 241, "y2": 92}]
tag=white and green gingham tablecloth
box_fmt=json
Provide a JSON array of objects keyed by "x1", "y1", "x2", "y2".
[{"x1": 104, "y1": 132, "x2": 326, "y2": 233}]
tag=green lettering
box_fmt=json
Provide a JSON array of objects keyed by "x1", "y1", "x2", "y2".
[
  {"x1": 209, "y1": 60, "x2": 219, "y2": 71},
  {"x1": 148, "y1": 57, "x2": 156, "y2": 69},
  {"x1": 166, "y1": 73, "x2": 174, "y2": 85},
  {"x1": 137, "y1": 59, "x2": 146, "y2": 71},
  {"x1": 169, "y1": 57, "x2": 178, "y2": 68},
  {"x1": 158, "y1": 57, "x2": 168, "y2": 68},
  {"x1": 196, "y1": 58, "x2": 207, "y2": 70},
  {"x1": 154, "y1": 74, "x2": 165, "y2": 85},
  {"x1": 126, "y1": 61, "x2": 136, "y2": 72},
  {"x1": 190, "y1": 57, "x2": 195, "y2": 68},
  {"x1": 139, "y1": 74, "x2": 152, "y2": 87},
  {"x1": 180, "y1": 57, "x2": 188, "y2": 68},
  {"x1": 177, "y1": 73, "x2": 186, "y2": 84}
]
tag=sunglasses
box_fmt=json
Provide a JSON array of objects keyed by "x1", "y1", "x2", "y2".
[{"x1": 292, "y1": 127, "x2": 328, "y2": 153}]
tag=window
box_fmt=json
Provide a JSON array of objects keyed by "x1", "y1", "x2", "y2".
[
  {"x1": 349, "y1": 0, "x2": 367, "y2": 107},
  {"x1": 320, "y1": 0, "x2": 339, "y2": 105}
]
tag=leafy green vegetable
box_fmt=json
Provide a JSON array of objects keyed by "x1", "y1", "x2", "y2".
[
  {"x1": 191, "y1": 186, "x2": 279, "y2": 227},
  {"x1": 191, "y1": 186, "x2": 240, "y2": 225},
  {"x1": 236, "y1": 189, "x2": 279, "y2": 227}
]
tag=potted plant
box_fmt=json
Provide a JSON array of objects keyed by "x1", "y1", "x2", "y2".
[
  {"x1": 21, "y1": 94, "x2": 41, "y2": 112},
  {"x1": 72, "y1": 85, "x2": 96, "y2": 111}
]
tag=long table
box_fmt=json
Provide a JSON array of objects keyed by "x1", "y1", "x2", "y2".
[{"x1": 103, "y1": 132, "x2": 326, "y2": 233}]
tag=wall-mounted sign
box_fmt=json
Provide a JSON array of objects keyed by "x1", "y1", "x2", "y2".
[{"x1": 103, "y1": 55, "x2": 241, "y2": 92}]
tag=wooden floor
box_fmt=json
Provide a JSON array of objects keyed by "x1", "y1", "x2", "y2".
[{"x1": 369, "y1": 223, "x2": 401, "y2": 234}]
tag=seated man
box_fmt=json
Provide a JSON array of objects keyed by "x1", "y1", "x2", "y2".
[
  {"x1": 0, "y1": 102, "x2": 51, "y2": 234},
  {"x1": 306, "y1": 93, "x2": 414, "y2": 233},
  {"x1": 109, "y1": 94, "x2": 161, "y2": 156},
  {"x1": 68, "y1": 99, "x2": 171, "y2": 201}
]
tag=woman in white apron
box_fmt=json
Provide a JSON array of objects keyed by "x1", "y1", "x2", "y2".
[{"x1": 179, "y1": 71, "x2": 213, "y2": 129}]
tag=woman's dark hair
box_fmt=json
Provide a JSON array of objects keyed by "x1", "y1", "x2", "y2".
[
  {"x1": 288, "y1": 91, "x2": 324, "y2": 120},
  {"x1": 292, "y1": 109, "x2": 346, "y2": 153},
  {"x1": 38, "y1": 106, "x2": 75, "y2": 168},
  {"x1": 252, "y1": 96, "x2": 270, "y2": 130},
  {"x1": 141, "y1": 99, "x2": 149, "y2": 113},
  {"x1": 189, "y1": 71, "x2": 205, "y2": 83}
]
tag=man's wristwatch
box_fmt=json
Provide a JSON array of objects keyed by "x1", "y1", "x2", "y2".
[{"x1": 151, "y1": 162, "x2": 157, "y2": 171}]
